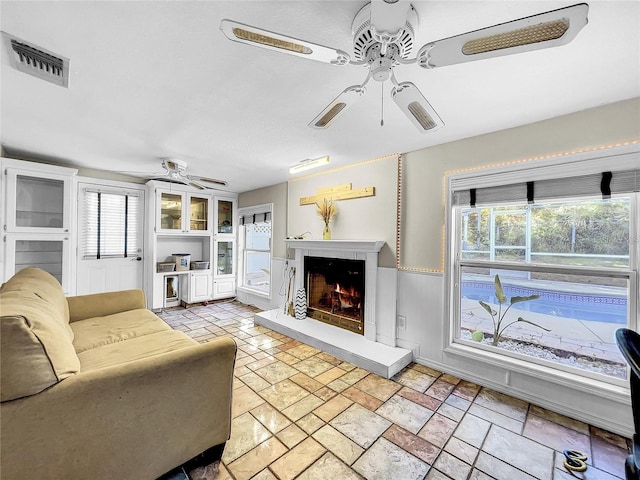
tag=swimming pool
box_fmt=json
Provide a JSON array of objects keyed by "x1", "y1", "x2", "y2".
[{"x1": 461, "y1": 280, "x2": 627, "y2": 324}]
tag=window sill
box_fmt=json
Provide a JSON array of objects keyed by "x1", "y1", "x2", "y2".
[
  {"x1": 443, "y1": 341, "x2": 630, "y2": 403},
  {"x1": 237, "y1": 286, "x2": 271, "y2": 299}
]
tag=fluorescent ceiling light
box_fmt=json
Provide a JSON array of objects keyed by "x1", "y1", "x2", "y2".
[
  {"x1": 289, "y1": 156, "x2": 330, "y2": 174},
  {"x1": 392, "y1": 82, "x2": 443, "y2": 133}
]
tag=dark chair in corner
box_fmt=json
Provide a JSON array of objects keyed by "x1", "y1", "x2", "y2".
[{"x1": 616, "y1": 328, "x2": 640, "y2": 480}]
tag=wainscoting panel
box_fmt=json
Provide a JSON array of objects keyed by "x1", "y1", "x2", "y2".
[{"x1": 396, "y1": 269, "x2": 633, "y2": 437}]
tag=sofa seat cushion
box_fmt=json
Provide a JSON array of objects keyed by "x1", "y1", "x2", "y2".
[
  {"x1": 77, "y1": 330, "x2": 197, "y2": 371},
  {"x1": 71, "y1": 309, "x2": 172, "y2": 354},
  {"x1": 1, "y1": 291, "x2": 80, "y2": 402}
]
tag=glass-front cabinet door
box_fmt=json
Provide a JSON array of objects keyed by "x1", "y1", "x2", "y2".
[
  {"x1": 5, "y1": 169, "x2": 72, "y2": 233},
  {"x1": 4, "y1": 235, "x2": 72, "y2": 294},
  {"x1": 158, "y1": 191, "x2": 183, "y2": 232},
  {"x1": 189, "y1": 195, "x2": 209, "y2": 232},
  {"x1": 216, "y1": 197, "x2": 236, "y2": 235},
  {"x1": 215, "y1": 241, "x2": 234, "y2": 275}
]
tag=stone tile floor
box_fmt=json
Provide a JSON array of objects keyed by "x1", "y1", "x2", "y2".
[{"x1": 157, "y1": 301, "x2": 632, "y2": 480}]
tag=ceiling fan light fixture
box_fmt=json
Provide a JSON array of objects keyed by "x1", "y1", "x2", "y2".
[
  {"x1": 309, "y1": 86, "x2": 365, "y2": 129},
  {"x1": 232, "y1": 27, "x2": 312, "y2": 55},
  {"x1": 392, "y1": 82, "x2": 443, "y2": 133},
  {"x1": 462, "y1": 19, "x2": 569, "y2": 55},
  {"x1": 289, "y1": 156, "x2": 330, "y2": 174}
]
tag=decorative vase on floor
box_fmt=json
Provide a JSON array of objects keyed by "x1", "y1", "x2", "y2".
[
  {"x1": 294, "y1": 288, "x2": 307, "y2": 320},
  {"x1": 323, "y1": 224, "x2": 331, "y2": 240}
]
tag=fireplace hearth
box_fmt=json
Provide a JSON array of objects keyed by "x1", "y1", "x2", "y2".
[{"x1": 305, "y1": 256, "x2": 365, "y2": 335}]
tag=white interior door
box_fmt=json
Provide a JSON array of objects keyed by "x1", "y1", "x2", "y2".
[{"x1": 76, "y1": 182, "x2": 145, "y2": 295}]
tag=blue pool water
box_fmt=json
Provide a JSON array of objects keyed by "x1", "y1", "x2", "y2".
[{"x1": 461, "y1": 280, "x2": 627, "y2": 324}]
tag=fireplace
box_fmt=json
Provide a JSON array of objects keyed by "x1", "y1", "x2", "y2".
[{"x1": 305, "y1": 256, "x2": 365, "y2": 335}]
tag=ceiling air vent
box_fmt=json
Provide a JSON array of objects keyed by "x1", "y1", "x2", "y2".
[{"x1": 2, "y1": 32, "x2": 69, "y2": 87}]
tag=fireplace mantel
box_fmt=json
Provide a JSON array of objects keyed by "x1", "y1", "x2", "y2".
[{"x1": 285, "y1": 239, "x2": 385, "y2": 253}]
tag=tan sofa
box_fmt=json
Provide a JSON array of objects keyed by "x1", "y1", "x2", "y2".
[{"x1": 0, "y1": 267, "x2": 237, "y2": 479}]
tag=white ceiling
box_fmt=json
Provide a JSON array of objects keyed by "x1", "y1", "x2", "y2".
[{"x1": 1, "y1": 1, "x2": 638, "y2": 193}]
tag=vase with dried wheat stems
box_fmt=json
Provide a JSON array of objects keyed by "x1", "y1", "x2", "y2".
[{"x1": 316, "y1": 198, "x2": 337, "y2": 240}]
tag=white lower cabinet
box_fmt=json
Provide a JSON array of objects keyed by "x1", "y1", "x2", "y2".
[{"x1": 182, "y1": 270, "x2": 212, "y2": 304}]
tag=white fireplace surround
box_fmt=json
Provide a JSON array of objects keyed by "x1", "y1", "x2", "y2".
[
  {"x1": 287, "y1": 239, "x2": 385, "y2": 342},
  {"x1": 253, "y1": 239, "x2": 412, "y2": 378}
]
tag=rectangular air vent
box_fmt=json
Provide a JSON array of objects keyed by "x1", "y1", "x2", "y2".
[{"x1": 2, "y1": 32, "x2": 69, "y2": 87}]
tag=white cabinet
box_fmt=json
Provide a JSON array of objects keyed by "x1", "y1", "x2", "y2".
[
  {"x1": 156, "y1": 188, "x2": 211, "y2": 235},
  {"x1": 4, "y1": 234, "x2": 73, "y2": 294},
  {"x1": 1, "y1": 159, "x2": 77, "y2": 293},
  {"x1": 213, "y1": 239, "x2": 235, "y2": 299},
  {"x1": 182, "y1": 270, "x2": 212, "y2": 304},
  {"x1": 215, "y1": 196, "x2": 236, "y2": 236},
  {"x1": 4, "y1": 167, "x2": 73, "y2": 234}
]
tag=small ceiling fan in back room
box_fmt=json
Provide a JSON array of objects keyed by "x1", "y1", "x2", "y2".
[{"x1": 220, "y1": 1, "x2": 588, "y2": 133}]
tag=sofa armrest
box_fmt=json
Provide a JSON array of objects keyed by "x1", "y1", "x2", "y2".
[
  {"x1": 67, "y1": 289, "x2": 147, "y2": 322},
  {"x1": 0, "y1": 336, "x2": 237, "y2": 479}
]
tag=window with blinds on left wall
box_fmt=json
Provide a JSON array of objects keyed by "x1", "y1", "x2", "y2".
[{"x1": 82, "y1": 190, "x2": 139, "y2": 259}]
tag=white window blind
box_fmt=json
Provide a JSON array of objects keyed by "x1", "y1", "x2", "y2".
[
  {"x1": 82, "y1": 190, "x2": 139, "y2": 258},
  {"x1": 452, "y1": 169, "x2": 639, "y2": 207}
]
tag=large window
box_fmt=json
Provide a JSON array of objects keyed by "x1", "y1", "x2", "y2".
[
  {"x1": 238, "y1": 204, "x2": 272, "y2": 296},
  {"x1": 448, "y1": 157, "x2": 639, "y2": 385},
  {"x1": 82, "y1": 190, "x2": 139, "y2": 258}
]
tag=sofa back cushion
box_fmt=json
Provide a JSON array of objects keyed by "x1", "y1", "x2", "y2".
[{"x1": 1, "y1": 268, "x2": 79, "y2": 402}]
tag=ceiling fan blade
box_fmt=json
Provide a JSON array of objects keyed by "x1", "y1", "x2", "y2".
[
  {"x1": 220, "y1": 19, "x2": 350, "y2": 65},
  {"x1": 188, "y1": 181, "x2": 206, "y2": 190},
  {"x1": 417, "y1": 3, "x2": 588, "y2": 69},
  {"x1": 392, "y1": 82, "x2": 443, "y2": 133},
  {"x1": 308, "y1": 86, "x2": 366, "y2": 129},
  {"x1": 190, "y1": 176, "x2": 228, "y2": 187}
]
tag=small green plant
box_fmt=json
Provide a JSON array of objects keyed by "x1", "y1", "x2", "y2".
[{"x1": 476, "y1": 274, "x2": 550, "y2": 346}]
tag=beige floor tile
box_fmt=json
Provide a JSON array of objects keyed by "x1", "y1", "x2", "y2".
[
  {"x1": 353, "y1": 374, "x2": 401, "y2": 401},
  {"x1": 398, "y1": 386, "x2": 442, "y2": 411},
  {"x1": 232, "y1": 384, "x2": 265, "y2": 418},
  {"x1": 297, "y1": 413, "x2": 326, "y2": 434},
  {"x1": 239, "y1": 371, "x2": 271, "y2": 392},
  {"x1": 327, "y1": 378, "x2": 350, "y2": 392},
  {"x1": 425, "y1": 378, "x2": 456, "y2": 401},
  {"x1": 338, "y1": 367, "x2": 370, "y2": 385},
  {"x1": 529, "y1": 405, "x2": 590, "y2": 435},
  {"x1": 314, "y1": 394, "x2": 353, "y2": 422},
  {"x1": 353, "y1": 437, "x2": 430, "y2": 480},
  {"x1": 275, "y1": 351, "x2": 300, "y2": 365},
  {"x1": 376, "y1": 395, "x2": 434, "y2": 434},
  {"x1": 437, "y1": 403, "x2": 465, "y2": 422},
  {"x1": 227, "y1": 437, "x2": 288, "y2": 480},
  {"x1": 289, "y1": 372, "x2": 324, "y2": 393},
  {"x1": 474, "y1": 451, "x2": 537, "y2": 480},
  {"x1": 523, "y1": 413, "x2": 591, "y2": 456},
  {"x1": 393, "y1": 367, "x2": 437, "y2": 392},
  {"x1": 250, "y1": 402, "x2": 291, "y2": 434},
  {"x1": 314, "y1": 385, "x2": 338, "y2": 401},
  {"x1": 294, "y1": 357, "x2": 335, "y2": 377},
  {"x1": 297, "y1": 452, "x2": 364, "y2": 480},
  {"x1": 250, "y1": 468, "x2": 279, "y2": 480},
  {"x1": 418, "y1": 413, "x2": 459, "y2": 448},
  {"x1": 312, "y1": 424, "x2": 365, "y2": 465},
  {"x1": 315, "y1": 352, "x2": 342, "y2": 365},
  {"x1": 286, "y1": 344, "x2": 321, "y2": 359},
  {"x1": 330, "y1": 403, "x2": 392, "y2": 449},
  {"x1": 383, "y1": 424, "x2": 439, "y2": 465},
  {"x1": 314, "y1": 366, "x2": 348, "y2": 385},
  {"x1": 222, "y1": 412, "x2": 272, "y2": 463},
  {"x1": 453, "y1": 413, "x2": 490, "y2": 449},
  {"x1": 276, "y1": 423, "x2": 308, "y2": 449},
  {"x1": 342, "y1": 385, "x2": 384, "y2": 411},
  {"x1": 258, "y1": 379, "x2": 310, "y2": 410},
  {"x1": 483, "y1": 425, "x2": 554, "y2": 480},
  {"x1": 473, "y1": 388, "x2": 528, "y2": 422},
  {"x1": 269, "y1": 437, "x2": 326, "y2": 480},
  {"x1": 433, "y1": 450, "x2": 472, "y2": 480},
  {"x1": 468, "y1": 403, "x2": 523, "y2": 434},
  {"x1": 282, "y1": 394, "x2": 325, "y2": 421},
  {"x1": 444, "y1": 436, "x2": 479, "y2": 465},
  {"x1": 254, "y1": 361, "x2": 299, "y2": 384}
]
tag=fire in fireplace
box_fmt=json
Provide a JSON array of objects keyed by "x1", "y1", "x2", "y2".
[{"x1": 304, "y1": 256, "x2": 365, "y2": 335}]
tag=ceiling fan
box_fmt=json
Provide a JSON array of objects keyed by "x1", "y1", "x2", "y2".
[
  {"x1": 220, "y1": 1, "x2": 588, "y2": 133},
  {"x1": 140, "y1": 158, "x2": 228, "y2": 190}
]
